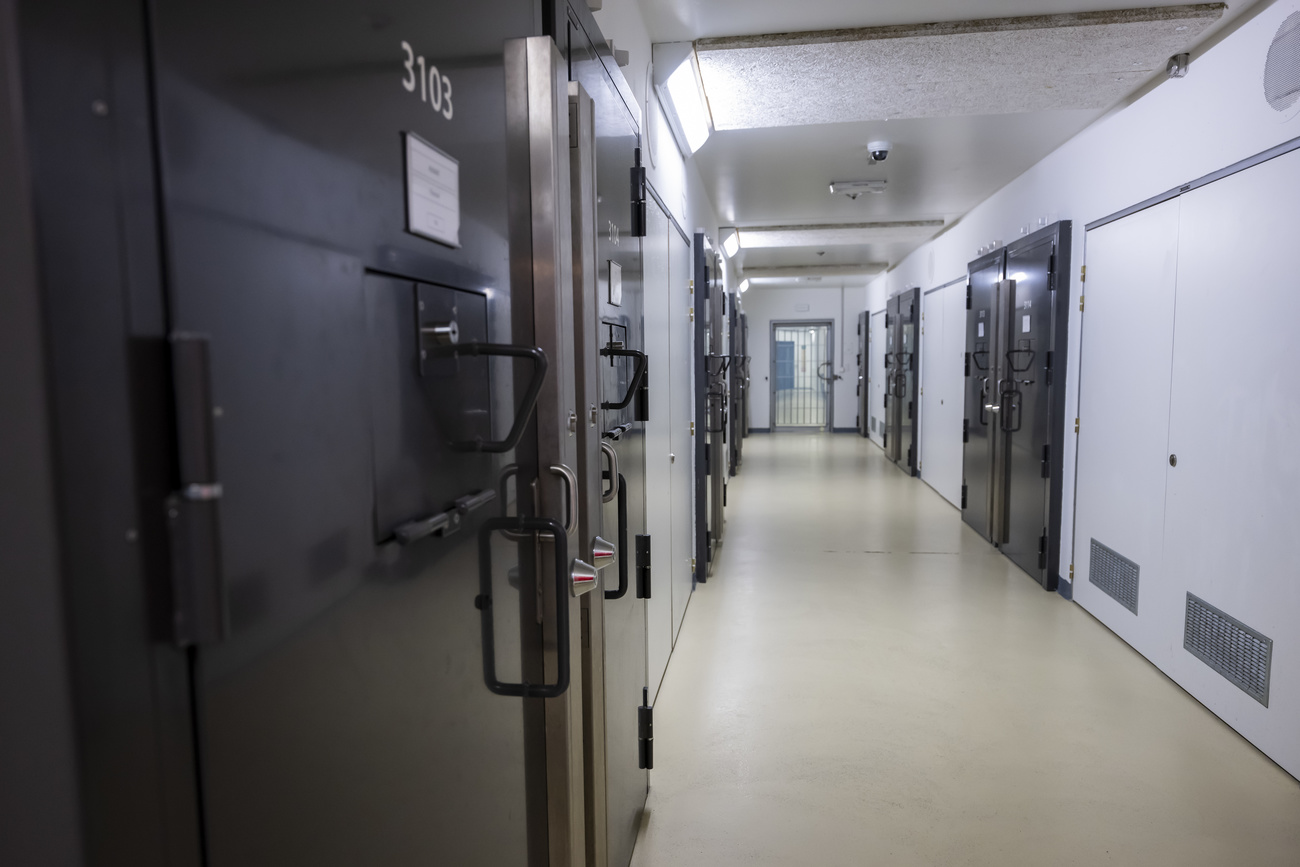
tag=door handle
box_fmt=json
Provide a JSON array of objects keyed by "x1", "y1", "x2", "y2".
[
  {"x1": 600, "y1": 441, "x2": 619, "y2": 504},
  {"x1": 549, "y1": 463, "x2": 578, "y2": 537},
  {"x1": 476, "y1": 516, "x2": 570, "y2": 698},
  {"x1": 605, "y1": 472, "x2": 629, "y2": 600},
  {"x1": 423, "y1": 342, "x2": 548, "y2": 454},
  {"x1": 600, "y1": 345, "x2": 647, "y2": 410}
]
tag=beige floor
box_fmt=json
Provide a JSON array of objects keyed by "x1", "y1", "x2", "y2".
[{"x1": 630, "y1": 433, "x2": 1300, "y2": 867}]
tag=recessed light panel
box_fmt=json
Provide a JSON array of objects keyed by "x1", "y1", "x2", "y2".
[{"x1": 738, "y1": 221, "x2": 944, "y2": 249}]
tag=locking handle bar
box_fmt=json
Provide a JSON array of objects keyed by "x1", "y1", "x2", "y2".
[
  {"x1": 393, "y1": 489, "x2": 497, "y2": 546},
  {"x1": 600, "y1": 345, "x2": 647, "y2": 410},
  {"x1": 604, "y1": 472, "x2": 629, "y2": 600},
  {"x1": 476, "y1": 516, "x2": 570, "y2": 698},
  {"x1": 426, "y1": 343, "x2": 548, "y2": 453}
]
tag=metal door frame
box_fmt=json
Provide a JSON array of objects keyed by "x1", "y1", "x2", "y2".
[{"x1": 768, "y1": 319, "x2": 835, "y2": 432}]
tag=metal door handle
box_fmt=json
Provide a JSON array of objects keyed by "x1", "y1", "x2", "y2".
[
  {"x1": 424, "y1": 342, "x2": 548, "y2": 453},
  {"x1": 549, "y1": 464, "x2": 578, "y2": 536},
  {"x1": 600, "y1": 441, "x2": 619, "y2": 503},
  {"x1": 591, "y1": 536, "x2": 615, "y2": 571},
  {"x1": 476, "y1": 516, "x2": 570, "y2": 698},
  {"x1": 605, "y1": 473, "x2": 629, "y2": 600},
  {"x1": 600, "y1": 345, "x2": 647, "y2": 410},
  {"x1": 571, "y1": 558, "x2": 598, "y2": 597}
]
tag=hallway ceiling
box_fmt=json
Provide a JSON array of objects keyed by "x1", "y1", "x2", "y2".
[{"x1": 638, "y1": 0, "x2": 1259, "y2": 285}]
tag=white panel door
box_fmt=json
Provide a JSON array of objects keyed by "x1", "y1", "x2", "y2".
[
  {"x1": 1073, "y1": 198, "x2": 1181, "y2": 654},
  {"x1": 642, "y1": 200, "x2": 673, "y2": 696},
  {"x1": 920, "y1": 283, "x2": 966, "y2": 508},
  {"x1": 669, "y1": 226, "x2": 694, "y2": 647},
  {"x1": 1162, "y1": 149, "x2": 1300, "y2": 777},
  {"x1": 869, "y1": 310, "x2": 887, "y2": 447}
]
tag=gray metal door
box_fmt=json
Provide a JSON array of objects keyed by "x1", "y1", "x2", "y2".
[
  {"x1": 963, "y1": 253, "x2": 1005, "y2": 542},
  {"x1": 771, "y1": 322, "x2": 834, "y2": 430},
  {"x1": 566, "y1": 18, "x2": 650, "y2": 867},
  {"x1": 857, "y1": 311, "x2": 870, "y2": 436},
  {"x1": 1000, "y1": 238, "x2": 1056, "y2": 584},
  {"x1": 896, "y1": 288, "x2": 920, "y2": 475},
  {"x1": 884, "y1": 297, "x2": 900, "y2": 459}
]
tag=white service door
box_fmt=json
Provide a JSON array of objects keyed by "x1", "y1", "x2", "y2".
[
  {"x1": 1162, "y1": 149, "x2": 1300, "y2": 777},
  {"x1": 919, "y1": 283, "x2": 966, "y2": 508},
  {"x1": 642, "y1": 200, "x2": 673, "y2": 696},
  {"x1": 1074, "y1": 198, "x2": 1182, "y2": 651},
  {"x1": 869, "y1": 310, "x2": 887, "y2": 447},
  {"x1": 669, "y1": 226, "x2": 694, "y2": 647}
]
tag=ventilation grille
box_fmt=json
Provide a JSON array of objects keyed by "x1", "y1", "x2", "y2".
[
  {"x1": 1265, "y1": 11, "x2": 1300, "y2": 113},
  {"x1": 1089, "y1": 539, "x2": 1139, "y2": 614},
  {"x1": 1184, "y1": 594, "x2": 1273, "y2": 707}
]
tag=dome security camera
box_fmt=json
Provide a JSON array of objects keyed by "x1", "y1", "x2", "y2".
[{"x1": 868, "y1": 140, "x2": 892, "y2": 162}]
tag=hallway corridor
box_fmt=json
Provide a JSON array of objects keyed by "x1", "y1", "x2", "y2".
[{"x1": 630, "y1": 434, "x2": 1300, "y2": 866}]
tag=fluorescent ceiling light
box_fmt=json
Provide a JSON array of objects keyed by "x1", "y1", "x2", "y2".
[
  {"x1": 722, "y1": 230, "x2": 740, "y2": 259},
  {"x1": 737, "y1": 278, "x2": 750, "y2": 294},
  {"x1": 734, "y1": 221, "x2": 944, "y2": 249},
  {"x1": 744, "y1": 264, "x2": 888, "y2": 280},
  {"x1": 653, "y1": 42, "x2": 713, "y2": 155},
  {"x1": 830, "y1": 180, "x2": 887, "y2": 198}
]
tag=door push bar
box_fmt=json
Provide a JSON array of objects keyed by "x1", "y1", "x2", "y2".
[
  {"x1": 600, "y1": 344, "x2": 647, "y2": 410},
  {"x1": 422, "y1": 338, "x2": 549, "y2": 454},
  {"x1": 476, "y1": 516, "x2": 572, "y2": 698}
]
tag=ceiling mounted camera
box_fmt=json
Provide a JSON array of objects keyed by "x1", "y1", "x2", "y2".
[{"x1": 868, "y1": 140, "x2": 892, "y2": 162}]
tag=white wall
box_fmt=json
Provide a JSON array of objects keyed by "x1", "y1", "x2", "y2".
[
  {"x1": 867, "y1": 0, "x2": 1300, "y2": 585},
  {"x1": 742, "y1": 286, "x2": 868, "y2": 430}
]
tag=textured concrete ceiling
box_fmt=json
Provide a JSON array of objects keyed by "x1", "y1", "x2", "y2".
[
  {"x1": 638, "y1": 0, "x2": 1256, "y2": 277},
  {"x1": 698, "y1": 6, "x2": 1224, "y2": 129}
]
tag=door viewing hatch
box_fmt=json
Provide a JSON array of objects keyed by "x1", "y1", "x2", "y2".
[{"x1": 771, "y1": 321, "x2": 834, "y2": 430}]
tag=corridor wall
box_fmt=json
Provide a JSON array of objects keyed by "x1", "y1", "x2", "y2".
[
  {"x1": 740, "y1": 286, "x2": 868, "y2": 432},
  {"x1": 867, "y1": 0, "x2": 1300, "y2": 594}
]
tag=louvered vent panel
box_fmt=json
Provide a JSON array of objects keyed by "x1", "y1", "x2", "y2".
[
  {"x1": 1184, "y1": 593, "x2": 1273, "y2": 707},
  {"x1": 1089, "y1": 539, "x2": 1139, "y2": 614}
]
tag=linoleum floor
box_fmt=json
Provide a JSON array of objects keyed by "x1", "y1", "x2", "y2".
[{"x1": 629, "y1": 433, "x2": 1300, "y2": 867}]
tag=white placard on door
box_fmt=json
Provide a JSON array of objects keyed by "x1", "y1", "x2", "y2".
[{"x1": 404, "y1": 133, "x2": 460, "y2": 248}]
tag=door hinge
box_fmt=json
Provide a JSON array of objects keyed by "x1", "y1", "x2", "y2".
[
  {"x1": 1069, "y1": 563, "x2": 1075, "y2": 581},
  {"x1": 1042, "y1": 443, "x2": 1051, "y2": 478},
  {"x1": 1048, "y1": 252, "x2": 1056, "y2": 290},
  {"x1": 1038, "y1": 532, "x2": 1048, "y2": 570},
  {"x1": 966, "y1": 283, "x2": 972, "y2": 309},
  {"x1": 1074, "y1": 417, "x2": 1080, "y2": 434},
  {"x1": 1080, "y1": 265, "x2": 1086, "y2": 283},
  {"x1": 638, "y1": 687, "x2": 654, "y2": 769},
  {"x1": 964, "y1": 352, "x2": 971, "y2": 377},
  {"x1": 635, "y1": 534, "x2": 651, "y2": 598},
  {"x1": 963, "y1": 418, "x2": 969, "y2": 443},
  {"x1": 166, "y1": 333, "x2": 227, "y2": 648},
  {"x1": 1079, "y1": 294, "x2": 1085, "y2": 312},
  {"x1": 630, "y1": 147, "x2": 647, "y2": 237},
  {"x1": 690, "y1": 421, "x2": 695, "y2": 436},
  {"x1": 689, "y1": 307, "x2": 694, "y2": 322},
  {"x1": 960, "y1": 484, "x2": 968, "y2": 510}
]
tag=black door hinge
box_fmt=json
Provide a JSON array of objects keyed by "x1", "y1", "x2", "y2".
[
  {"x1": 635, "y1": 356, "x2": 650, "y2": 421},
  {"x1": 1042, "y1": 443, "x2": 1051, "y2": 478},
  {"x1": 908, "y1": 401, "x2": 914, "y2": 420},
  {"x1": 961, "y1": 484, "x2": 968, "y2": 509},
  {"x1": 907, "y1": 444, "x2": 914, "y2": 470},
  {"x1": 1048, "y1": 252, "x2": 1056, "y2": 291},
  {"x1": 630, "y1": 147, "x2": 647, "y2": 237},
  {"x1": 167, "y1": 333, "x2": 227, "y2": 648},
  {"x1": 966, "y1": 284, "x2": 972, "y2": 309},
  {"x1": 638, "y1": 687, "x2": 654, "y2": 769},
  {"x1": 635, "y1": 534, "x2": 651, "y2": 598},
  {"x1": 964, "y1": 352, "x2": 971, "y2": 377},
  {"x1": 1038, "y1": 532, "x2": 1048, "y2": 570},
  {"x1": 963, "y1": 418, "x2": 969, "y2": 443},
  {"x1": 856, "y1": 414, "x2": 860, "y2": 428}
]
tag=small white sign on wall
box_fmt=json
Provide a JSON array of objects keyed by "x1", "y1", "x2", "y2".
[
  {"x1": 795, "y1": 303, "x2": 810, "y2": 312},
  {"x1": 405, "y1": 133, "x2": 460, "y2": 248},
  {"x1": 1023, "y1": 314, "x2": 1032, "y2": 333}
]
